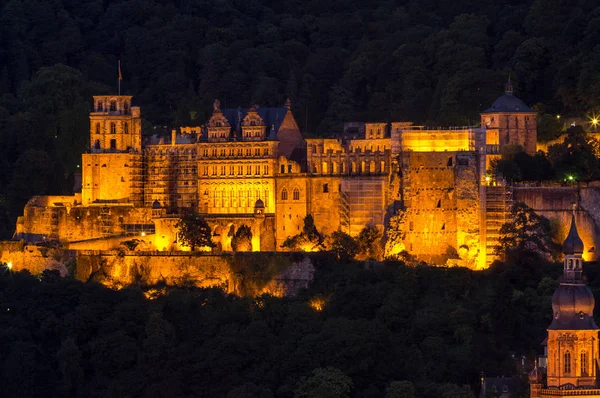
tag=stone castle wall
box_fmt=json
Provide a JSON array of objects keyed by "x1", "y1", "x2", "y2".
[
  {"x1": 399, "y1": 151, "x2": 480, "y2": 266},
  {"x1": 0, "y1": 244, "x2": 315, "y2": 297},
  {"x1": 513, "y1": 186, "x2": 600, "y2": 261}
]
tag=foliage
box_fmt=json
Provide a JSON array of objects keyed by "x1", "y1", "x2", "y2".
[
  {"x1": 495, "y1": 202, "x2": 559, "y2": 264},
  {"x1": 489, "y1": 146, "x2": 554, "y2": 182},
  {"x1": 386, "y1": 381, "x2": 416, "y2": 398},
  {"x1": 357, "y1": 224, "x2": 383, "y2": 260},
  {"x1": 326, "y1": 231, "x2": 359, "y2": 261},
  {"x1": 231, "y1": 224, "x2": 253, "y2": 252},
  {"x1": 282, "y1": 215, "x2": 325, "y2": 252},
  {"x1": 175, "y1": 212, "x2": 215, "y2": 251},
  {"x1": 547, "y1": 126, "x2": 600, "y2": 181},
  {"x1": 0, "y1": 250, "x2": 581, "y2": 397},
  {"x1": 294, "y1": 367, "x2": 353, "y2": 398},
  {"x1": 537, "y1": 113, "x2": 564, "y2": 142}
]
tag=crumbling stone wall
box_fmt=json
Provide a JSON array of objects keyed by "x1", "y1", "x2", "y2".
[{"x1": 397, "y1": 151, "x2": 481, "y2": 266}]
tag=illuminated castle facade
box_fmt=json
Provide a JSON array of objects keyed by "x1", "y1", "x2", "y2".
[
  {"x1": 529, "y1": 215, "x2": 600, "y2": 397},
  {"x1": 13, "y1": 81, "x2": 544, "y2": 268}
]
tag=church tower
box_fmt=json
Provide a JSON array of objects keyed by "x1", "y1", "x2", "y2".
[{"x1": 531, "y1": 213, "x2": 600, "y2": 397}]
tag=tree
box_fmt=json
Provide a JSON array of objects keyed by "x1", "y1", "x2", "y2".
[
  {"x1": 327, "y1": 231, "x2": 359, "y2": 261},
  {"x1": 281, "y1": 215, "x2": 325, "y2": 252},
  {"x1": 294, "y1": 367, "x2": 353, "y2": 398},
  {"x1": 175, "y1": 212, "x2": 215, "y2": 251},
  {"x1": 357, "y1": 224, "x2": 383, "y2": 260},
  {"x1": 386, "y1": 381, "x2": 415, "y2": 398},
  {"x1": 231, "y1": 224, "x2": 253, "y2": 252},
  {"x1": 547, "y1": 126, "x2": 600, "y2": 181},
  {"x1": 495, "y1": 202, "x2": 558, "y2": 263}
]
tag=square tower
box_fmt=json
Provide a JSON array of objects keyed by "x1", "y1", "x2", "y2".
[{"x1": 89, "y1": 95, "x2": 142, "y2": 153}]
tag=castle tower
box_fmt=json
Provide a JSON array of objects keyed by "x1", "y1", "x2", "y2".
[
  {"x1": 481, "y1": 79, "x2": 537, "y2": 156},
  {"x1": 89, "y1": 95, "x2": 142, "y2": 152},
  {"x1": 532, "y1": 213, "x2": 600, "y2": 396},
  {"x1": 82, "y1": 95, "x2": 143, "y2": 205}
]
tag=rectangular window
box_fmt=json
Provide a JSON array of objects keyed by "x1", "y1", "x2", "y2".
[
  {"x1": 246, "y1": 165, "x2": 251, "y2": 175},
  {"x1": 281, "y1": 165, "x2": 285, "y2": 173},
  {"x1": 288, "y1": 164, "x2": 292, "y2": 173},
  {"x1": 264, "y1": 165, "x2": 268, "y2": 175},
  {"x1": 264, "y1": 148, "x2": 269, "y2": 155},
  {"x1": 254, "y1": 148, "x2": 260, "y2": 156}
]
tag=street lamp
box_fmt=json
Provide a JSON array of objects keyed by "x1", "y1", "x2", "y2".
[{"x1": 6, "y1": 262, "x2": 12, "y2": 270}]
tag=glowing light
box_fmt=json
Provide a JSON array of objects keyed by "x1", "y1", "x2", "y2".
[
  {"x1": 141, "y1": 232, "x2": 146, "y2": 237},
  {"x1": 6, "y1": 262, "x2": 12, "y2": 270},
  {"x1": 485, "y1": 176, "x2": 491, "y2": 183},
  {"x1": 593, "y1": 119, "x2": 598, "y2": 126},
  {"x1": 567, "y1": 175, "x2": 575, "y2": 182},
  {"x1": 309, "y1": 297, "x2": 326, "y2": 312},
  {"x1": 556, "y1": 115, "x2": 561, "y2": 120}
]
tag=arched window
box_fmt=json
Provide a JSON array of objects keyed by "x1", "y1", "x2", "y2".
[
  {"x1": 124, "y1": 102, "x2": 129, "y2": 114},
  {"x1": 351, "y1": 162, "x2": 356, "y2": 173},
  {"x1": 123, "y1": 123, "x2": 129, "y2": 134},
  {"x1": 361, "y1": 161, "x2": 366, "y2": 173},
  {"x1": 93, "y1": 139, "x2": 100, "y2": 149},
  {"x1": 97, "y1": 101, "x2": 103, "y2": 112},
  {"x1": 564, "y1": 351, "x2": 571, "y2": 374},
  {"x1": 281, "y1": 189, "x2": 288, "y2": 200},
  {"x1": 110, "y1": 100, "x2": 117, "y2": 112},
  {"x1": 322, "y1": 161, "x2": 328, "y2": 174},
  {"x1": 369, "y1": 161, "x2": 375, "y2": 173},
  {"x1": 293, "y1": 188, "x2": 300, "y2": 200},
  {"x1": 110, "y1": 123, "x2": 116, "y2": 134},
  {"x1": 95, "y1": 123, "x2": 100, "y2": 134},
  {"x1": 581, "y1": 351, "x2": 588, "y2": 376}
]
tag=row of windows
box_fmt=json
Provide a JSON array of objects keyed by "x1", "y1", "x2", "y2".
[
  {"x1": 206, "y1": 190, "x2": 265, "y2": 198},
  {"x1": 95, "y1": 122, "x2": 129, "y2": 134},
  {"x1": 96, "y1": 100, "x2": 129, "y2": 113},
  {"x1": 200, "y1": 165, "x2": 269, "y2": 176},
  {"x1": 562, "y1": 351, "x2": 588, "y2": 375},
  {"x1": 281, "y1": 188, "x2": 300, "y2": 201},
  {"x1": 312, "y1": 160, "x2": 386, "y2": 174},
  {"x1": 201, "y1": 147, "x2": 269, "y2": 157}
]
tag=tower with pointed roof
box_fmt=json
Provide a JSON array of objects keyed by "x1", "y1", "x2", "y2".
[
  {"x1": 530, "y1": 214, "x2": 600, "y2": 397},
  {"x1": 481, "y1": 78, "x2": 537, "y2": 156}
]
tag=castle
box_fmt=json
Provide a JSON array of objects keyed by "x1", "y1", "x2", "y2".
[
  {"x1": 529, "y1": 215, "x2": 600, "y2": 397},
  {"x1": 11, "y1": 80, "x2": 599, "y2": 269}
]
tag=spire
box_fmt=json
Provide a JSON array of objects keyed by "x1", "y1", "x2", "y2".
[
  {"x1": 285, "y1": 98, "x2": 292, "y2": 110},
  {"x1": 505, "y1": 74, "x2": 513, "y2": 96},
  {"x1": 563, "y1": 205, "x2": 584, "y2": 255},
  {"x1": 213, "y1": 99, "x2": 221, "y2": 113}
]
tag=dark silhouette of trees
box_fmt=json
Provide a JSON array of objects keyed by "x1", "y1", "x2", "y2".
[{"x1": 175, "y1": 212, "x2": 214, "y2": 251}]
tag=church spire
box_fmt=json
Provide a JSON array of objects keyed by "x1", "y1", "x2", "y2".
[{"x1": 505, "y1": 73, "x2": 513, "y2": 96}]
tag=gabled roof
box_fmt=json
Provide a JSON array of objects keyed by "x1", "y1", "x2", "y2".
[{"x1": 220, "y1": 107, "x2": 289, "y2": 134}]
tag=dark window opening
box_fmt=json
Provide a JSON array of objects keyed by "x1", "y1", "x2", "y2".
[
  {"x1": 110, "y1": 100, "x2": 117, "y2": 112},
  {"x1": 288, "y1": 164, "x2": 292, "y2": 173},
  {"x1": 437, "y1": 199, "x2": 441, "y2": 208},
  {"x1": 323, "y1": 183, "x2": 329, "y2": 193},
  {"x1": 447, "y1": 157, "x2": 453, "y2": 167},
  {"x1": 110, "y1": 139, "x2": 116, "y2": 149},
  {"x1": 281, "y1": 165, "x2": 285, "y2": 173}
]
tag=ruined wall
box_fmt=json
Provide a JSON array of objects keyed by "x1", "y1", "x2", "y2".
[
  {"x1": 513, "y1": 186, "x2": 600, "y2": 261},
  {"x1": 14, "y1": 199, "x2": 153, "y2": 243},
  {"x1": 0, "y1": 241, "x2": 75, "y2": 275},
  {"x1": 399, "y1": 151, "x2": 481, "y2": 266}
]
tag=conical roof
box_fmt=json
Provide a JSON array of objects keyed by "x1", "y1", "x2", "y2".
[{"x1": 563, "y1": 214, "x2": 584, "y2": 255}]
